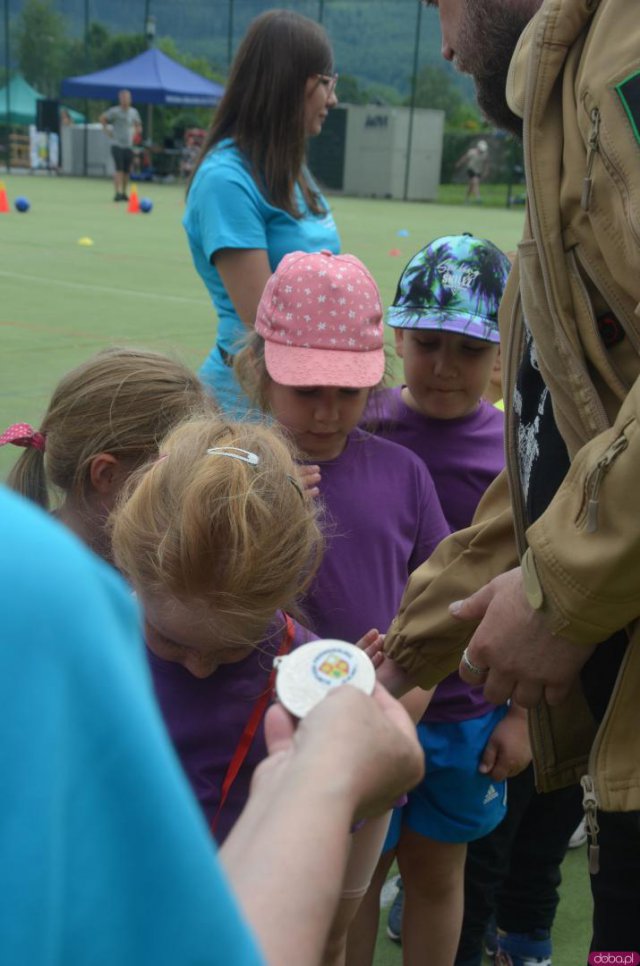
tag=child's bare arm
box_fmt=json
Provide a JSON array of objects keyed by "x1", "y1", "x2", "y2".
[{"x1": 478, "y1": 701, "x2": 531, "y2": 782}]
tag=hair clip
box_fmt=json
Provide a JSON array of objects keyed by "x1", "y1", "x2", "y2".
[
  {"x1": 206, "y1": 446, "x2": 260, "y2": 465},
  {"x1": 287, "y1": 474, "x2": 305, "y2": 500}
]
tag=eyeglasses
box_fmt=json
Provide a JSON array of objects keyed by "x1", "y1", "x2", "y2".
[{"x1": 316, "y1": 72, "x2": 339, "y2": 95}]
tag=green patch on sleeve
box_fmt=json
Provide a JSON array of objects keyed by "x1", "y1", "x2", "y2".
[{"x1": 615, "y1": 70, "x2": 640, "y2": 146}]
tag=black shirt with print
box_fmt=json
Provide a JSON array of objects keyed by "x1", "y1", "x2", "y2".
[{"x1": 514, "y1": 327, "x2": 626, "y2": 723}]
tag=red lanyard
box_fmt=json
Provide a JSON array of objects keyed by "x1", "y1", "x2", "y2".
[{"x1": 210, "y1": 614, "x2": 295, "y2": 837}]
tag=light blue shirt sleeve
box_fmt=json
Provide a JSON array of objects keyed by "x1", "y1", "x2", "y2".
[
  {"x1": 183, "y1": 141, "x2": 340, "y2": 357},
  {"x1": 193, "y1": 151, "x2": 269, "y2": 257},
  {"x1": 0, "y1": 488, "x2": 264, "y2": 966}
]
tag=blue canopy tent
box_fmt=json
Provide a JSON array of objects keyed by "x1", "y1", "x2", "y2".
[
  {"x1": 60, "y1": 49, "x2": 224, "y2": 106},
  {"x1": 60, "y1": 49, "x2": 223, "y2": 177}
]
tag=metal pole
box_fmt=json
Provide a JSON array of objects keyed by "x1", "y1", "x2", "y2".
[
  {"x1": 318, "y1": 0, "x2": 325, "y2": 24},
  {"x1": 4, "y1": 0, "x2": 10, "y2": 172},
  {"x1": 83, "y1": 0, "x2": 89, "y2": 177},
  {"x1": 227, "y1": 0, "x2": 234, "y2": 68},
  {"x1": 403, "y1": 0, "x2": 422, "y2": 201},
  {"x1": 143, "y1": 0, "x2": 151, "y2": 41}
]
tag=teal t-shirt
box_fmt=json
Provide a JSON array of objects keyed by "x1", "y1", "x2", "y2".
[
  {"x1": 183, "y1": 138, "x2": 340, "y2": 359},
  {"x1": 0, "y1": 487, "x2": 264, "y2": 966}
]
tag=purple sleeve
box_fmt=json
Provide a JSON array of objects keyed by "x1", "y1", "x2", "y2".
[{"x1": 410, "y1": 462, "x2": 451, "y2": 573}]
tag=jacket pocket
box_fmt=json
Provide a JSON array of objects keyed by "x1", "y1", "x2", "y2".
[
  {"x1": 574, "y1": 424, "x2": 631, "y2": 532},
  {"x1": 580, "y1": 89, "x2": 640, "y2": 246},
  {"x1": 579, "y1": 84, "x2": 640, "y2": 321}
]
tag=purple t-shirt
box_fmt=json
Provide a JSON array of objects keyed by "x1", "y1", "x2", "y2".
[
  {"x1": 148, "y1": 611, "x2": 316, "y2": 843},
  {"x1": 365, "y1": 387, "x2": 505, "y2": 722},
  {"x1": 300, "y1": 429, "x2": 450, "y2": 644}
]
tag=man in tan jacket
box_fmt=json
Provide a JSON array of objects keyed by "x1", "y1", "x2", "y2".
[{"x1": 383, "y1": 0, "x2": 640, "y2": 953}]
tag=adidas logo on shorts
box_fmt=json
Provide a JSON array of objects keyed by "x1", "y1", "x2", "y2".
[{"x1": 483, "y1": 784, "x2": 499, "y2": 806}]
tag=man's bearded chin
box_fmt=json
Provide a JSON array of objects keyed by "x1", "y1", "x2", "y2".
[{"x1": 456, "y1": 0, "x2": 540, "y2": 139}]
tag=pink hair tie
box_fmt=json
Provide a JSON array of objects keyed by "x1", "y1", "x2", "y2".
[{"x1": 0, "y1": 422, "x2": 46, "y2": 452}]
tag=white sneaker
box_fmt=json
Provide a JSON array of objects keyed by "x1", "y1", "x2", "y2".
[{"x1": 568, "y1": 818, "x2": 588, "y2": 849}]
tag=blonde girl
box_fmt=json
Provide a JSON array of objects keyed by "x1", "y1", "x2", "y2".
[
  {"x1": 110, "y1": 416, "x2": 326, "y2": 841},
  {"x1": 1, "y1": 346, "x2": 214, "y2": 559}
]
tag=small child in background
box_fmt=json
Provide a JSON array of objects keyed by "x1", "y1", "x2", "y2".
[
  {"x1": 351, "y1": 235, "x2": 531, "y2": 966},
  {"x1": 236, "y1": 249, "x2": 451, "y2": 965},
  {"x1": 483, "y1": 251, "x2": 517, "y2": 412},
  {"x1": 484, "y1": 346, "x2": 504, "y2": 409},
  {"x1": 1, "y1": 346, "x2": 215, "y2": 558},
  {"x1": 110, "y1": 417, "x2": 329, "y2": 842}
]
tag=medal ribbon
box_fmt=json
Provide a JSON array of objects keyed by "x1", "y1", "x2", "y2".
[{"x1": 210, "y1": 613, "x2": 295, "y2": 837}]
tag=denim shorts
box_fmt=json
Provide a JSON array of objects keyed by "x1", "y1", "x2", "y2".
[{"x1": 385, "y1": 706, "x2": 508, "y2": 846}]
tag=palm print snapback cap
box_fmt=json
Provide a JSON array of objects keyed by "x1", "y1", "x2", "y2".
[{"x1": 386, "y1": 234, "x2": 511, "y2": 344}]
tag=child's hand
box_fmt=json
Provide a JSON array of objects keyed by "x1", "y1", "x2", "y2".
[
  {"x1": 375, "y1": 653, "x2": 416, "y2": 699},
  {"x1": 297, "y1": 464, "x2": 321, "y2": 499},
  {"x1": 479, "y1": 702, "x2": 531, "y2": 782},
  {"x1": 356, "y1": 628, "x2": 385, "y2": 668}
]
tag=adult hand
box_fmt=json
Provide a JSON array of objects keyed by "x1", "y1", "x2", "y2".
[
  {"x1": 261, "y1": 684, "x2": 424, "y2": 820},
  {"x1": 478, "y1": 702, "x2": 531, "y2": 782},
  {"x1": 452, "y1": 567, "x2": 596, "y2": 708}
]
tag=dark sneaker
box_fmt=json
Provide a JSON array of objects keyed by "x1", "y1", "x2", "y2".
[
  {"x1": 386, "y1": 877, "x2": 403, "y2": 943},
  {"x1": 495, "y1": 928, "x2": 552, "y2": 966}
]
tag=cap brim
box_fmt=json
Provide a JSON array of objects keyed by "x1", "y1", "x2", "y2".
[
  {"x1": 264, "y1": 341, "x2": 385, "y2": 388},
  {"x1": 386, "y1": 306, "x2": 500, "y2": 344}
]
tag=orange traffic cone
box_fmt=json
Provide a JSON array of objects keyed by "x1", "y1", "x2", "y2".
[
  {"x1": 127, "y1": 189, "x2": 140, "y2": 214},
  {"x1": 0, "y1": 182, "x2": 10, "y2": 214}
]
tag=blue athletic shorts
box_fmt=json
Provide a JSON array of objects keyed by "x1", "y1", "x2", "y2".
[{"x1": 385, "y1": 705, "x2": 508, "y2": 847}]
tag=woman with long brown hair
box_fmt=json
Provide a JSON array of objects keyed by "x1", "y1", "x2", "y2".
[{"x1": 183, "y1": 9, "x2": 340, "y2": 416}]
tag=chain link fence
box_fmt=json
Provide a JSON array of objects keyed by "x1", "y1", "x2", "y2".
[{"x1": 1, "y1": 0, "x2": 524, "y2": 195}]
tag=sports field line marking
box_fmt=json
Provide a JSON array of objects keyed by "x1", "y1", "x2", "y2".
[{"x1": 0, "y1": 269, "x2": 210, "y2": 306}]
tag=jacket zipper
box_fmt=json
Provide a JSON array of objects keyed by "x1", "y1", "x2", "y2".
[
  {"x1": 581, "y1": 107, "x2": 601, "y2": 211},
  {"x1": 578, "y1": 430, "x2": 629, "y2": 533},
  {"x1": 581, "y1": 774, "x2": 600, "y2": 874},
  {"x1": 581, "y1": 101, "x2": 640, "y2": 247}
]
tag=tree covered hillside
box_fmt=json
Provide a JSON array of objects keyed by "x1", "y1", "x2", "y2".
[{"x1": 6, "y1": 0, "x2": 472, "y2": 99}]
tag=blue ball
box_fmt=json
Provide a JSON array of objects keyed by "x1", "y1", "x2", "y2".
[
  {"x1": 139, "y1": 197, "x2": 153, "y2": 213},
  {"x1": 14, "y1": 196, "x2": 30, "y2": 212}
]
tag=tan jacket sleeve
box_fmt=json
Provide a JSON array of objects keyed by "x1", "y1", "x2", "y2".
[
  {"x1": 525, "y1": 382, "x2": 640, "y2": 644},
  {"x1": 384, "y1": 468, "x2": 519, "y2": 688}
]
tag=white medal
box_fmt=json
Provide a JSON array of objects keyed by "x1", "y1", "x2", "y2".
[{"x1": 274, "y1": 639, "x2": 376, "y2": 718}]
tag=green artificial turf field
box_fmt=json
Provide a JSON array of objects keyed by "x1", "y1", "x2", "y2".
[
  {"x1": 374, "y1": 846, "x2": 593, "y2": 965},
  {"x1": 0, "y1": 172, "x2": 593, "y2": 962},
  {"x1": 0, "y1": 171, "x2": 523, "y2": 479}
]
